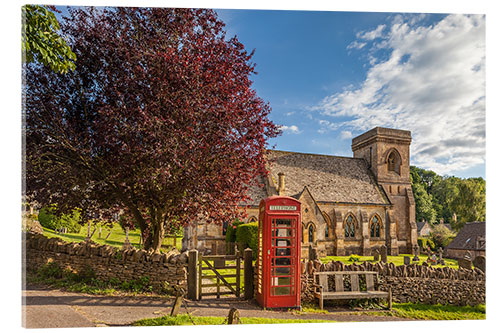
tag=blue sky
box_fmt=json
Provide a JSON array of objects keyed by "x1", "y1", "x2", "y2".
[
  {"x1": 214, "y1": 10, "x2": 485, "y2": 179},
  {"x1": 53, "y1": 6, "x2": 485, "y2": 179}
]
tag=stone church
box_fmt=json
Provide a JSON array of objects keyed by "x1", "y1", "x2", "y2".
[{"x1": 182, "y1": 127, "x2": 418, "y2": 257}]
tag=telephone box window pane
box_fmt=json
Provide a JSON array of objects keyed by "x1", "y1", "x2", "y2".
[
  {"x1": 275, "y1": 239, "x2": 291, "y2": 247},
  {"x1": 274, "y1": 257, "x2": 291, "y2": 266},
  {"x1": 274, "y1": 287, "x2": 291, "y2": 295},
  {"x1": 275, "y1": 247, "x2": 291, "y2": 256},
  {"x1": 273, "y1": 228, "x2": 293, "y2": 237},
  {"x1": 276, "y1": 219, "x2": 292, "y2": 227},
  {"x1": 275, "y1": 266, "x2": 290, "y2": 276}
]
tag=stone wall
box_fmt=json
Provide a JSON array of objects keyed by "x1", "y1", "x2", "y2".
[
  {"x1": 300, "y1": 259, "x2": 485, "y2": 306},
  {"x1": 23, "y1": 232, "x2": 188, "y2": 292}
]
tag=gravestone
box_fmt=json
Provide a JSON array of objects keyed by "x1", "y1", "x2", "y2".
[
  {"x1": 404, "y1": 256, "x2": 411, "y2": 265},
  {"x1": 464, "y1": 250, "x2": 472, "y2": 261},
  {"x1": 473, "y1": 255, "x2": 486, "y2": 273},
  {"x1": 227, "y1": 308, "x2": 240, "y2": 324},
  {"x1": 309, "y1": 244, "x2": 318, "y2": 260},
  {"x1": 458, "y1": 258, "x2": 473, "y2": 270},
  {"x1": 412, "y1": 244, "x2": 420, "y2": 262},
  {"x1": 437, "y1": 247, "x2": 445, "y2": 265},
  {"x1": 373, "y1": 249, "x2": 380, "y2": 261},
  {"x1": 380, "y1": 245, "x2": 388, "y2": 263}
]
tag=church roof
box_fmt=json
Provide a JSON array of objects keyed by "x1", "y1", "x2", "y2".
[{"x1": 257, "y1": 150, "x2": 390, "y2": 205}]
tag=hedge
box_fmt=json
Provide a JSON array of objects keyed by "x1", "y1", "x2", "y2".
[{"x1": 235, "y1": 222, "x2": 258, "y2": 259}]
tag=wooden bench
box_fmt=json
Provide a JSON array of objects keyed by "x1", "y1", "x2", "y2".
[{"x1": 312, "y1": 271, "x2": 392, "y2": 310}]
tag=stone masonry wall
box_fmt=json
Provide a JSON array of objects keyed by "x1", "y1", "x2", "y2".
[
  {"x1": 300, "y1": 259, "x2": 485, "y2": 306},
  {"x1": 24, "y1": 232, "x2": 188, "y2": 292}
]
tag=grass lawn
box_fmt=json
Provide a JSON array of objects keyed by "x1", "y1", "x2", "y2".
[
  {"x1": 366, "y1": 303, "x2": 485, "y2": 320},
  {"x1": 133, "y1": 314, "x2": 336, "y2": 326},
  {"x1": 42, "y1": 223, "x2": 182, "y2": 251},
  {"x1": 320, "y1": 255, "x2": 459, "y2": 269}
]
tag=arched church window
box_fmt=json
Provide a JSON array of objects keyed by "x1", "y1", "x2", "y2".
[
  {"x1": 308, "y1": 224, "x2": 314, "y2": 243},
  {"x1": 370, "y1": 215, "x2": 382, "y2": 238},
  {"x1": 387, "y1": 150, "x2": 401, "y2": 174},
  {"x1": 248, "y1": 216, "x2": 257, "y2": 223},
  {"x1": 344, "y1": 215, "x2": 356, "y2": 238}
]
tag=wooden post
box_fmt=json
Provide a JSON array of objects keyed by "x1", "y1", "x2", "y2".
[
  {"x1": 244, "y1": 248, "x2": 254, "y2": 300},
  {"x1": 236, "y1": 250, "x2": 241, "y2": 298},
  {"x1": 170, "y1": 295, "x2": 183, "y2": 316},
  {"x1": 187, "y1": 249, "x2": 199, "y2": 300},
  {"x1": 198, "y1": 254, "x2": 203, "y2": 300}
]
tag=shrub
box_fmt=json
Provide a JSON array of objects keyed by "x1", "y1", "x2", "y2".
[
  {"x1": 38, "y1": 262, "x2": 63, "y2": 279},
  {"x1": 348, "y1": 254, "x2": 360, "y2": 262},
  {"x1": 430, "y1": 224, "x2": 456, "y2": 249},
  {"x1": 235, "y1": 222, "x2": 258, "y2": 258},
  {"x1": 418, "y1": 237, "x2": 435, "y2": 251},
  {"x1": 38, "y1": 205, "x2": 82, "y2": 233}
]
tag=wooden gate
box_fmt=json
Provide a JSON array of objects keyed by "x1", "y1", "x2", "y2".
[{"x1": 198, "y1": 251, "x2": 242, "y2": 299}]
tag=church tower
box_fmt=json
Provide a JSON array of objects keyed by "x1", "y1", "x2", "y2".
[{"x1": 351, "y1": 127, "x2": 417, "y2": 254}]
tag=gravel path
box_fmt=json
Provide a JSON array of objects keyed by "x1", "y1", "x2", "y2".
[{"x1": 22, "y1": 283, "x2": 412, "y2": 328}]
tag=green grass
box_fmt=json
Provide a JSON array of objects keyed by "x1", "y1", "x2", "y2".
[
  {"x1": 42, "y1": 223, "x2": 182, "y2": 251},
  {"x1": 365, "y1": 303, "x2": 485, "y2": 320},
  {"x1": 133, "y1": 314, "x2": 336, "y2": 326},
  {"x1": 320, "y1": 255, "x2": 459, "y2": 269}
]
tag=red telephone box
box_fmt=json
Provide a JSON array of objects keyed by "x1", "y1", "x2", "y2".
[{"x1": 256, "y1": 196, "x2": 301, "y2": 309}]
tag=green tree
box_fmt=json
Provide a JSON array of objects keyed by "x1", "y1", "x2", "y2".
[
  {"x1": 22, "y1": 5, "x2": 76, "y2": 73},
  {"x1": 450, "y1": 178, "x2": 486, "y2": 229},
  {"x1": 430, "y1": 176, "x2": 461, "y2": 223},
  {"x1": 429, "y1": 224, "x2": 456, "y2": 249},
  {"x1": 412, "y1": 182, "x2": 437, "y2": 223}
]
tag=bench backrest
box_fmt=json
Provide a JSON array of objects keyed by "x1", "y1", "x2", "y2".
[{"x1": 314, "y1": 271, "x2": 379, "y2": 293}]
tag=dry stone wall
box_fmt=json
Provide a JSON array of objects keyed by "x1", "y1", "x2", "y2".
[
  {"x1": 300, "y1": 259, "x2": 485, "y2": 306},
  {"x1": 24, "y1": 232, "x2": 188, "y2": 292}
]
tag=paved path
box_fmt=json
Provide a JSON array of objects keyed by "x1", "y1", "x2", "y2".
[{"x1": 22, "y1": 283, "x2": 411, "y2": 328}]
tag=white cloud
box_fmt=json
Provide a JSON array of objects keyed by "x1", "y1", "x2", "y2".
[
  {"x1": 357, "y1": 24, "x2": 386, "y2": 40},
  {"x1": 313, "y1": 14, "x2": 485, "y2": 175},
  {"x1": 340, "y1": 130, "x2": 352, "y2": 140},
  {"x1": 280, "y1": 125, "x2": 301, "y2": 134}
]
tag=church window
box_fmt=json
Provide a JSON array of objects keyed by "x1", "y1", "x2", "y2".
[
  {"x1": 344, "y1": 215, "x2": 356, "y2": 238},
  {"x1": 370, "y1": 215, "x2": 382, "y2": 238},
  {"x1": 325, "y1": 223, "x2": 329, "y2": 238},
  {"x1": 308, "y1": 224, "x2": 314, "y2": 243},
  {"x1": 248, "y1": 216, "x2": 257, "y2": 223},
  {"x1": 387, "y1": 150, "x2": 401, "y2": 174}
]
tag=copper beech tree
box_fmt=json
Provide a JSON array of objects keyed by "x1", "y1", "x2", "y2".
[{"x1": 25, "y1": 7, "x2": 280, "y2": 252}]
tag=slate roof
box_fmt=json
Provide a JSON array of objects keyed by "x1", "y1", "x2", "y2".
[
  {"x1": 416, "y1": 221, "x2": 429, "y2": 232},
  {"x1": 446, "y1": 222, "x2": 485, "y2": 251},
  {"x1": 254, "y1": 150, "x2": 390, "y2": 205},
  {"x1": 241, "y1": 174, "x2": 267, "y2": 206}
]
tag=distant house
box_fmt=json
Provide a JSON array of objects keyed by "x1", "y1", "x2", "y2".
[
  {"x1": 445, "y1": 222, "x2": 485, "y2": 259},
  {"x1": 417, "y1": 220, "x2": 432, "y2": 237},
  {"x1": 417, "y1": 219, "x2": 453, "y2": 237}
]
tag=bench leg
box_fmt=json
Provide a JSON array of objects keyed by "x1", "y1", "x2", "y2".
[
  {"x1": 387, "y1": 287, "x2": 392, "y2": 310},
  {"x1": 320, "y1": 294, "x2": 323, "y2": 310}
]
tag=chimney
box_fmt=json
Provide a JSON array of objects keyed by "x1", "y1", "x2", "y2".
[{"x1": 277, "y1": 172, "x2": 285, "y2": 195}]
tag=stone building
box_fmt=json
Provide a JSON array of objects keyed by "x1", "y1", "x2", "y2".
[
  {"x1": 182, "y1": 127, "x2": 417, "y2": 257},
  {"x1": 446, "y1": 222, "x2": 485, "y2": 259}
]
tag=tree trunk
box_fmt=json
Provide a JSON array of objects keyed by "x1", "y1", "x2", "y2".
[{"x1": 151, "y1": 220, "x2": 165, "y2": 253}]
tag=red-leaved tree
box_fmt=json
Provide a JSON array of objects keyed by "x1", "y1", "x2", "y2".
[{"x1": 25, "y1": 7, "x2": 279, "y2": 252}]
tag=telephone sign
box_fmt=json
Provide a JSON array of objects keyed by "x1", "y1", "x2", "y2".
[{"x1": 256, "y1": 196, "x2": 301, "y2": 309}]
